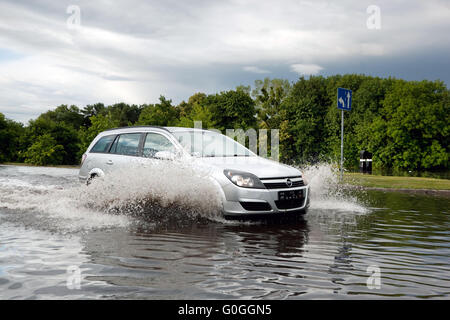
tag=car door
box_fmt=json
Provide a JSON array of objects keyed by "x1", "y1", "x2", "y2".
[{"x1": 85, "y1": 134, "x2": 118, "y2": 175}]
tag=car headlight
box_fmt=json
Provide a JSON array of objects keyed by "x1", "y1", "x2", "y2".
[{"x1": 223, "y1": 169, "x2": 266, "y2": 189}]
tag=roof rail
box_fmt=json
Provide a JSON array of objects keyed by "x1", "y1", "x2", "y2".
[{"x1": 103, "y1": 125, "x2": 170, "y2": 132}]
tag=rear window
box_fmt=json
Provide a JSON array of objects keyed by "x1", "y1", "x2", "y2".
[
  {"x1": 110, "y1": 133, "x2": 142, "y2": 156},
  {"x1": 90, "y1": 135, "x2": 116, "y2": 153}
]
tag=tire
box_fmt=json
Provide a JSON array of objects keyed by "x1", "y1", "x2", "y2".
[{"x1": 86, "y1": 174, "x2": 98, "y2": 186}]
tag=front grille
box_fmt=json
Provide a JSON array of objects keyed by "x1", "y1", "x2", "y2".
[
  {"x1": 263, "y1": 180, "x2": 305, "y2": 189},
  {"x1": 240, "y1": 202, "x2": 272, "y2": 211},
  {"x1": 275, "y1": 199, "x2": 305, "y2": 210}
]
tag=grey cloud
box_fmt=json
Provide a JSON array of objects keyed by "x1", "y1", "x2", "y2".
[
  {"x1": 0, "y1": 0, "x2": 448, "y2": 123},
  {"x1": 59, "y1": 65, "x2": 135, "y2": 82}
]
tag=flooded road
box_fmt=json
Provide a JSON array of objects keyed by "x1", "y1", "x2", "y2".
[{"x1": 0, "y1": 165, "x2": 449, "y2": 299}]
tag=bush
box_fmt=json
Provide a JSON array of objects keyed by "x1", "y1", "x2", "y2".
[{"x1": 24, "y1": 134, "x2": 66, "y2": 166}]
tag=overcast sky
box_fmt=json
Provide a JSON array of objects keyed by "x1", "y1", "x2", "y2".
[{"x1": 0, "y1": 0, "x2": 449, "y2": 123}]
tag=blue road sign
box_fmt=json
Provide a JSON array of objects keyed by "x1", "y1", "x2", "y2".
[{"x1": 337, "y1": 87, "x2": 352, "y2": 111}]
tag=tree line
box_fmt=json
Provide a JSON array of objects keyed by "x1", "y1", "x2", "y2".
[{"x1": 0, "y1": 74, "x2": 448, "y2": 171}]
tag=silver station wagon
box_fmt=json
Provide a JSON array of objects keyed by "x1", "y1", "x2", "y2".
[{"x1": 79, "y1": 126, "x2": 310, "y2": 218}]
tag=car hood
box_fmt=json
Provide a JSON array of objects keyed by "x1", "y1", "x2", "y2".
[{"x1": 195, "y1": 156, "x2": 301, "y2": 179}]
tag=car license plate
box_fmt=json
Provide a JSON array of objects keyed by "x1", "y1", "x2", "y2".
[{"x1": 278, "y1": 190, "x2": 303, "y2": 201}]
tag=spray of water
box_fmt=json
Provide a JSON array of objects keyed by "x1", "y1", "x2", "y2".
[
  {"x1": 0, "y1": 162, "x2": 368, "y2": 233},
  {"x1": 0, "y1": 163, "x2": 223, "y2": 232},
  {"x1": 74, "y1": 162, "x2": 223, "y2": 221},
  {"x1": 300, "y1": 162, "x2": 368, "y2": 214},
  {"x1": 0, "y1": 182, "x2": 130, "y2": 233}
]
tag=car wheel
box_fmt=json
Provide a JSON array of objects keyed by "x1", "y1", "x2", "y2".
[{"x1": 86, "y1": 174, "x2": 98, "y2": 186}]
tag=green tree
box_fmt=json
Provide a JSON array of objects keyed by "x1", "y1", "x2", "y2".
[
  {"x1": 368, "y1": 80, "x2": 449, "y2": 170},
  {"x1": 207, "y1": 89, "x2": 256, "y2": 131},
  {"x1": 252, "y1": 78, "x2": 291, "y2": 129},
  {"x1": 0, "y1": 113, "x2": 26, "y2": 162},
  {"x1": 25, "y1": 117, "x2": 80, "y2": 165},
  {"x1": 177, "y1": 93, "x2": 216, "y2": 128},
  {"x1": 24, "y1": 134, "x2": 66, "y2": 166},
  {"x1": 178, "y1": 93, "x2": 207, "y2": 118},
  {"x1": 39, "y1": 105, "x2": 84, "y2": 129},
  {"x1": 350, "y1": 77, "x2": 395, "y2": 168},
  {"x1": 279, "y1": 76, "x2": 331, "y2": 163},
  {"x1": 81, "y1": 103, "x2": 106, "y2": 127},
  {"x1": 138, "y1": 96, "x2": 179, "y2": 126},
  {"x1": 177, "y1": 104, "x2": 215, "y2": 128},
  {"x1": 107, "y1": 103, "x2": 142, "y2": 127}
]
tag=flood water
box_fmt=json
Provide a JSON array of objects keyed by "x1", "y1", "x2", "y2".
[{"x1": 0, "y1": 164, "x2": 449, "y2": 299}]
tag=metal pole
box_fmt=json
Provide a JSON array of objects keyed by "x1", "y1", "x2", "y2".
[{"x1": 340, "y1": 109, "x2": 344, "y2": 181}]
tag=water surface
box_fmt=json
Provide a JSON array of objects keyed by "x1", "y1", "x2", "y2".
[{"x1": 0, "y1": 165, "x2": 449, "y2": 299}]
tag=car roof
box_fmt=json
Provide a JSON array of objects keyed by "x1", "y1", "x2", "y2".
[
  {"x1": 165, "y1": 126, "x2": 209, "y2": 133},
  {"x1": 102, "y1": 126, "x2": 211, "y2": 134}
]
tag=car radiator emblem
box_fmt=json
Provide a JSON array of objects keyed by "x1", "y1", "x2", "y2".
[{"x1": 286, "y1": 178, "x2": 293, "y2": 187}]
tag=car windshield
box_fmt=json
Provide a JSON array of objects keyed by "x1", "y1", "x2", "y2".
[{"x1": 173, "y1": 130, "x2": 254, "y2": 157}]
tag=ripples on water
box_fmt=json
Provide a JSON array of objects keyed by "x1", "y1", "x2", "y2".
[{"x1": 0, "y1": 164, "x2": 449, "y2": 299}]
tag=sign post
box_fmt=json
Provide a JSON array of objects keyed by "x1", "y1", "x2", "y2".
[{"x1": 337, "y1": 87, "x2": 352, "y2": 181}]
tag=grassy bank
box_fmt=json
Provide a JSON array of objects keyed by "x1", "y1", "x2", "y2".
[
  {"x1": 0, "y1": 162, "x2": 81, "y2": 169},
  {"x1": 344, "y1": 172, "x2": 450, "y2": 190}
]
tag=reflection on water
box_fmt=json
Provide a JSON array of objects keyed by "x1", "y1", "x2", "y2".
[{"x1": 0, "y1": 165, "x2": 449, "y2": 299}]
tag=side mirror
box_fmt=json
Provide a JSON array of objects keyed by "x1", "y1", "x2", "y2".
[{"x1": 154, "y1": 150, "x2": 177, "y2": 160}]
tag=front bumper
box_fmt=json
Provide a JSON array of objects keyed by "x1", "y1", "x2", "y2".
[{"x1": 221, "y1": 182, "x2": 310, "y2": 217}]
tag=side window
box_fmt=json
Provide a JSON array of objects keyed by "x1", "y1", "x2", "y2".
[
  {"x1": 143, "y1": 133, "x2": 175, "y2": 158},
  {"x1": 90, "y1": 135, "x2": 116, "y2": 153},
  {"x1": 109, "y1": 135, "x2": 119, "y2": 154},
  {"x1": 110, "y1": 133, "x2": 142, "y2": 156}
]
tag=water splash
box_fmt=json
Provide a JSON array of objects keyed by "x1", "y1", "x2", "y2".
[
  {"x1": 0, "y1": 163, "x2": 223, "y2": 232},
  {"x1": 0, "y1": 162, "x2": 368, "y2": 233},
  {"x1": 300, "y1": 163, "x2": 369, "y2": 214},
  {"x1": 74, "y1": 162, "x2": 223, "y2": 221}
]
